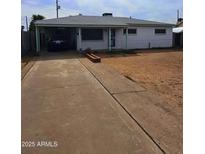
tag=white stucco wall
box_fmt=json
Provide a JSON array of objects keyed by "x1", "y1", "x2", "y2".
[
  {"x1": 120, "y1": 27, "x2": 173, "y2": 49},
  {"x1": 77, "y1": 27, "x2": 173, "y2": 51}
]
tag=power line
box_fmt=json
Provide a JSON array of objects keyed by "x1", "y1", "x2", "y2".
[{"x1": 177, "y1": 9, "x2": 179, "y2": 20}]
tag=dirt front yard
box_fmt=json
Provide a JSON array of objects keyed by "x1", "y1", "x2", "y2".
[{"x1": 97, "y1": 49, "x2": 183, "y2": 110}]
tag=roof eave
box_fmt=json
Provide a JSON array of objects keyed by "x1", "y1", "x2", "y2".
[
  {"x1": 35, "y1": 23, "x2": 128, "y2": 28},
  {"x1": 127, "y1": 23, "x2": 175, "y2": 27}
]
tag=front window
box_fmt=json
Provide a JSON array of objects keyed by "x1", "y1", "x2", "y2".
[
  {"x1": 128, "y1": 29, "x2": 137, "y2": 34},
  {"x1": 155, "y1": 29, "x2": 166, "y2": 34},
  {"x1": 123, "y1": 29, "x2": 137, "y2": 34},
  {"x1": 82, "y1": 28, "x2": 103, "y2": 40}
]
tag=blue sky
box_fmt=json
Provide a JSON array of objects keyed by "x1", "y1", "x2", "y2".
[{"x1": 21, "y1": 0, "x2": 183, "y2": 29}]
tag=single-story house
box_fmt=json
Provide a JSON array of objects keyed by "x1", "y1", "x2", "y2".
[{"x1": 34, "y1": 13, "x2": 174, "y2": 52}]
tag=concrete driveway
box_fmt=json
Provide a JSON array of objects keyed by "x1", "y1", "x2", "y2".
[{"x1": 22, "y1": 53, "x2": 182, "y2": 153}]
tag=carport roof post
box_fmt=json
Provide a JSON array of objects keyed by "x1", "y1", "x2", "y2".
[
  {"x1": 125, "y1": 27, "x2": 128, "y2": 50},
  {"x1": 108, "y1": 28, "x2": 111, "y2": 51},
  {"x1": 77, "y1": 28, "x2": 82, "y2": 51},
  {"x1": 35, "y1": 26, "x2": 40, "y2": 52}
]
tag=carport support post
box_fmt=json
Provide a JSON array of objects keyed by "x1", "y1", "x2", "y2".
[
  {"x1": 125, "y1": 27, "x2": 128, "y2": 50},
  {"x1": 35, "y1": 26, "x2": 40, "y2": 53},
  {"x1": 78, "y1": 28, "x2": 82, "y2": 51},
  {"x1": 108, "y1": 28, "x2": 111, "y2": 51}
]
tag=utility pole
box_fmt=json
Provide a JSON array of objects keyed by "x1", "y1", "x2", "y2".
[
  {"x1": 177, "y1": 9, "x2": 179, "y2": 21},
  {"x1": 56, "y1": 0, "x2": 60, "y2": 18},
  {"x1": 25, "y1": 16, "x2": 28, "y2": 31}
]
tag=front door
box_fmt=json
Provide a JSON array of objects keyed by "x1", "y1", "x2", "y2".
[{"x1": 111, "y1": 29, "x2": 115, "y2": 47}]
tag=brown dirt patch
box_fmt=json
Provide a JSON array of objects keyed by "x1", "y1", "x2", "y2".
[{"x1": 97, "y1": 49, "x2": 183, "y2": 109}]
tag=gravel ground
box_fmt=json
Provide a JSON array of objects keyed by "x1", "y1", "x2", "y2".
[{"x1": 97, "y1": 49, "x2": 183, "y2": 110}]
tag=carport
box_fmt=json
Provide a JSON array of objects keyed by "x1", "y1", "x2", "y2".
[{"x1": 35, "y1": 26, "x2": 77, "y2": 52}]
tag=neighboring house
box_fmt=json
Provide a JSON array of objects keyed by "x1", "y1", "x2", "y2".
[
  {"x1": 34, "y1": 13, "x2": 174, "y2": 52},
  {"x1": 173, "y1": 18, "x2": 183, "y2": 48}
]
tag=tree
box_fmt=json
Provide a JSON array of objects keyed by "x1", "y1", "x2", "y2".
[{"x1": 29, "y1": 14, "x2": 45, "y2": 31}]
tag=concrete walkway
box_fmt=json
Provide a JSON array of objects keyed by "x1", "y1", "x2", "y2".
[{"x1": 22, "y1": 56, "x2": 163, "y2": 154}]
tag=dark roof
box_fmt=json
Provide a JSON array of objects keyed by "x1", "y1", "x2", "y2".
[{"x1": 35, "y1": 15, "x2": 174, "y2": 27}]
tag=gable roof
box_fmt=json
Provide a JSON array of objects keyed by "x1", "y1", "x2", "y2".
[{"x1": 35, "y1": 15, "x2": 174, "y2": 27}]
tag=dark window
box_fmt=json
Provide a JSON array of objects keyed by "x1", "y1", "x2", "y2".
[
  {"x1": 128, "y1": 29, "x2": 137, "y2": 34},
  {"x1": 82, "y1": 29, "x2": 103, "y2": 40},
  {"x1": 123, "y1": 29, "x2": 137, "y2": 34},
  {"x1": 155, "y1": 29, "x2": 166, "y2": 34}
]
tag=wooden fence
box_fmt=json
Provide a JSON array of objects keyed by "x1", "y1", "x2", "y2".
[{"x1": 21, "y1": 31, "x2": 36, "y2": 56}]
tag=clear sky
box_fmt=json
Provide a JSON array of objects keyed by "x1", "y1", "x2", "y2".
[{"x1": 21, "y1": 0, "x2": 183, "y2": 29}]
